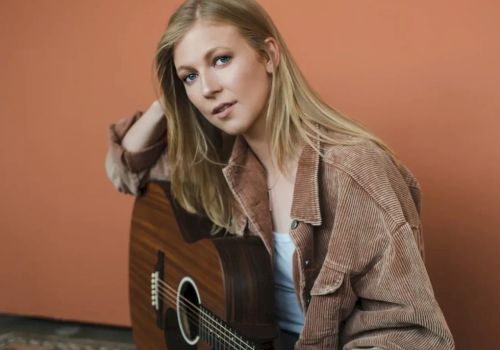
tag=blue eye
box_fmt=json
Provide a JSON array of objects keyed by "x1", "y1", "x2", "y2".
[
  {"x1": 215, "y1": 55, "x2": 231, "y2": 66},
  {"x1": 182, "y1": 73, "x2": 198, "y2": 84},
  {"x1": 180, "y1": 56, "x2": 231, "y2": 85}
]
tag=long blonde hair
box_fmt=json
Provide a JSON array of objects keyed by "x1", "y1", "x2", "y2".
[{"x1": 155, "y1": 0, "x2": 396, "y2": 231}]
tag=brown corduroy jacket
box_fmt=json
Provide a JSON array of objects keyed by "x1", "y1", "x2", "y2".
[{"x1": 106, "y1": 112, "x2": 454, "y2": 349}]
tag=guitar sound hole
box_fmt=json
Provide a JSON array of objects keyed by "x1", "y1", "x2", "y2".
[{"x1": 177, "y1": 276, "x2": 201, "y2": 345}]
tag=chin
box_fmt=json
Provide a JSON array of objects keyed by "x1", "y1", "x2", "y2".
[
  {"x1": 215, "y1": 122, "x2": 250, "y2": 136},
  {"x1": 219, "y1": 127, "x2": 246, "y2": 136}
]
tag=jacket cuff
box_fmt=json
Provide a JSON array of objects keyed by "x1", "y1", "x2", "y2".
[{"x1": 108, "y1": 111, "x2": 167, "y2": 173}]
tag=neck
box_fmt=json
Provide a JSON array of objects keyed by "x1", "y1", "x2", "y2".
[
  {"x1": 243, "y1": 135, "x2": 301, "y2": 192},
  {"x1": 245, "y1": 136, "x2": 274, "y2": 172},
  {"x1": 242, "y1": 117, "x2": 302, "y2": 182},
  {"x1": 242, "y1": 113, "x2": 275, "y2": 173}
]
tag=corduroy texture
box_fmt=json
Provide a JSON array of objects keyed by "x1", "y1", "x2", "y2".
[{"x1": 105, "y1": 113, "x2": 454, "y2": 349}]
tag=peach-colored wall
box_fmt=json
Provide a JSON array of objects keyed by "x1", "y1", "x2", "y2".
[{"x1": 0, "y1": 0, "x2": 498, "y2": 348}]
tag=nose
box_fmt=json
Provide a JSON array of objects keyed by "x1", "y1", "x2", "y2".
[{"x1": 200, "y1": 71, "x2": 222, "y2": 98}]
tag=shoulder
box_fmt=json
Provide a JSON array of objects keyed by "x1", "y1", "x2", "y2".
[
  {"x1": 320, "y1": 138, "x2": 421, "y2": 228},
  {"x1": 322, "y1": 137, "x2": 400, "y2": 183}
]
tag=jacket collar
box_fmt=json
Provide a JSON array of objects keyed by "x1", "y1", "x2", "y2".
[
  {"x1": 222, "y1": 136, "x2": 322, "y2": 252},
  {"x1": 222, "y1": 137, "x2": 272, "y2": 252},
  {"x1": 291, "y1": 139, "x2": 322, "y2": 226}
]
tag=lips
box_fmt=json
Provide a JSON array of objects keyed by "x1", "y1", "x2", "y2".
[{"x1": 212, "y1": 101, "x2": 236, "y2": 115}]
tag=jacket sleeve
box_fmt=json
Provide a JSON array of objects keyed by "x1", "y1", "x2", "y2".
[
  {"x1": 105, "y1": 111, "x2": 169, "y2": 195},
  {"x1": 342, "y1": 221, "x2": 455, "y2": 349}
]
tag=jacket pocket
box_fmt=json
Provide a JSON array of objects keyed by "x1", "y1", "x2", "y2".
[
  {"x1": 310, "y1": 265, "x2": 344, "y2": 296},
  {"x1": 298, "y1": 265, "x2": 347, "y2": 348}
]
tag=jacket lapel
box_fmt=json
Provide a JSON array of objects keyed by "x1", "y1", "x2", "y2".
[
  {"x1": 290, "y1": 140, "x2": 322, "y2": 226},
  {"x1": 222, "y1": 137, "x2": 274, "y2": 256},
  {"x1": 289, "y1": 141, "x2": 322, "y2": 310},
  {"x1": 222, "y1": 137, "x2": 323, "y2": 262}
]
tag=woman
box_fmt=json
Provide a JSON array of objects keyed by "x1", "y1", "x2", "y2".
[{"x1": 106, "y1": 0, "x2": 454, "y2": 348}]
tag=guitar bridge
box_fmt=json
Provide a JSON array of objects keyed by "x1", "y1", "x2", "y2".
[
  {"x1": 151, "y1": 271, "x2": 160, "y2": 311},
  {"x1": 151, "y1": 250, "x2": 165, "y2": 329}
]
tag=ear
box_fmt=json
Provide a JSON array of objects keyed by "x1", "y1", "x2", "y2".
[{"x1": 264, "y1": 37, "x2": 280, "y2": 74}]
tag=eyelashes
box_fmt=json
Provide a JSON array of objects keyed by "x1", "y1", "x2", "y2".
[
  {"x1": 215, "y1": 55, "x2": 231, "y2": 66},
  {"x1": 181, "y1": 55, "x2": 232, "y2": 84}
]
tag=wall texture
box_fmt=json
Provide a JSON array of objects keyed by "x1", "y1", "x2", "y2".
[{"x1": 1, "y1": 0, "x2": 498, "y2": 348}]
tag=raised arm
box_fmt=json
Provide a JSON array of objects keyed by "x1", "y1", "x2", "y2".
[
  {"x1": 121, "y1": 100, "x2": 165, "y2": 152},
  {"x1": 105, "y1": 100, "x2": 170, "y2": 195}
]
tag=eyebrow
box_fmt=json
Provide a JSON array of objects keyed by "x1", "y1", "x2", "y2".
[{"x1": 175, "y1": 46, "x2": 231, "y2": 74}]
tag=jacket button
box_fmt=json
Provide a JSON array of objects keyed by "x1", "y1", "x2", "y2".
[
  {"x1": 304, "y1": 260, "x2": 310, "y2": 266},
  {"x1": 306, "y1": 297, "x2": 311, "y2": 306},
  {"x1": 290, "y1": 220, "x2": 299, "y2": 230}
]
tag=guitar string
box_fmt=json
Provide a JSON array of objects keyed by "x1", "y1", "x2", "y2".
[
  {"x1": 156, "y1": 284, "x2": 252, "y2": 350},
  {"x1": 156, "y1": 280, "x2": 253, "y2": 350},
  {"x1": 156, "y1": 287, "x2": 249, "y2": 350},
  {"x1": 155, "y1": 281, "x2": 254, "y2": 350}
]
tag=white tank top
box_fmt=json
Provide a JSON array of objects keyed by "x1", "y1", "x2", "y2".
[{"x1": 273, "y1": 231, "x2": 305, "y2": 334}]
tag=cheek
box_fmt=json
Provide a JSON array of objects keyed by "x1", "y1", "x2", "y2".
[
  {"x1": 247, "y1": 71, "x2": 271, "y2": 111},
  {"x1": 185, "y1": 89, "x2": 204, "y2": 113},
  {"x1": 230, "y1": 62, "x2": 271, "y2": 106}
]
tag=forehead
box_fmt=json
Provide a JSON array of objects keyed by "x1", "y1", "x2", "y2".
[{"x1": 173, "y1": 21, "x2": 246, "y2": 67}]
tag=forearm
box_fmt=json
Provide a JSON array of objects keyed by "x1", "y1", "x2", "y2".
[
  {"x1": 122, "y1": 100, "x2": 166, "y2": 152},
  {"x1": 344, "y1": 224, "x2": 454, "y2": 349}
]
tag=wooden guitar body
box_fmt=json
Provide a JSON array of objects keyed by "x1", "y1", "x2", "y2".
[{"x1": 129, "y1": 182, "x2": 277, "y2": 349}]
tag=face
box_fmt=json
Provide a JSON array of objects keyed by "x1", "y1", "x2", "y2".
[{"x1": 173, "y1": 20, "x2": 275, "y2": 138}]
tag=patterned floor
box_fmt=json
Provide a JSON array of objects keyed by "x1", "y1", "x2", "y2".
[
  {"x1": 0, "y1": 332, "x2": 136, "y2": 350},
  {"x1": 0, "y1": 315, "x2": 135, "y2": 350}
]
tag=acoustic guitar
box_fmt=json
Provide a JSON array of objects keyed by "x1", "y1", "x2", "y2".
[{"x1": 129, "y1": 181, "x2": 278, "y2": 349}]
